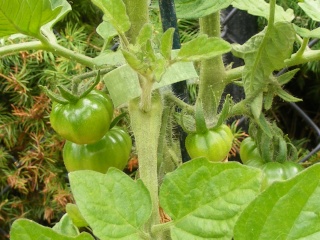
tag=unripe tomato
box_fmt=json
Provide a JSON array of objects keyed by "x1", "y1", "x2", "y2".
[
  {"x1": 185, "y1": 124, "x2": 234, "y2": 162},
  {"x1": 240, "y1": 137, "x2": 265, "y2": 168},
  {"x1": 50, "y1": 90, "x2": 113, "y2": 144},
  {"x1": 63, "y1": 127, "x2": 132, "y2": 173}
]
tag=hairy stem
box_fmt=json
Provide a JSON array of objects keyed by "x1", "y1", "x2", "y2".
[
  {"x1": 129, "y1": 92, "x2": 163, "y2": 237},
  {"x1": 198, "y1": 12, "x2": 226, "y2": 125}
]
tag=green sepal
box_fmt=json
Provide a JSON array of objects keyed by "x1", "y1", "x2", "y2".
[
  {"x1": 194, "y1": 100, "x2": 208, "y2": 134},
  {"x1": 274, "y1": 136, "x2": 288, "y2": 163},
  {"x1": 79, "y1": 71, "x2": 101, "y2": 99},
  {"x1": 216, "y1": 94, "x2": 232, "y2": 127},
  {"x1": 39, "y1": 85, "x2": 69, "y2": 104},
  {"x1": 175, "y1": 106, "x2": 196, "y2": 134},
  {"x1": 57, "y1": 85, "x2": 80, "y2": 103},
  {"x1": 109, "y1": 112, "x2": 127, "y2": 130},
  {"x1": 259, "y1": 132, "x2": 273, "y2": 163}
]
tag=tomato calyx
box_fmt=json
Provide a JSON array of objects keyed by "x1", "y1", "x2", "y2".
[{"x1": 40, "y1": 70, "x2": 101, "y2": 104}]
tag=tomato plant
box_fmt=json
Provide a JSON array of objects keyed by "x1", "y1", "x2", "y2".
[
  {"x1": 63, "y1": 127, "x2": 132, "y2": 173},
  {"x1": 50, "y1": 90, "x2": 114, "y2": 144},
  {"x1": 185, "y1": 124, "x2": 233, "y2": 162},
  {"x1": 3, "y1": 0, "x2": 320, "y2": 239}
]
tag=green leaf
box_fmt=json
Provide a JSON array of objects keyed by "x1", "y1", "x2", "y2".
[
  {"x1": 159, "y1": 158, "x2": 262, "y2": 240},
  {"x1": 275, "y1": 88, "x2": 302, "y2": 103},
  {"x1": 234, "y1": 163, "x2": 320, "y2": 240},
  {"x1": 122, "y1": 49, "x2": 146, "y2": 72},
  {"x1": 251, "y1": 92, "x2": 263, "y2": 121},
  {"x1": 160, "y1": 28, "x2": 175, "y2": 60},
  {"x1": 232, "y1": 0, "x2": 294, "y2": 23},
  {"x1": 93, "y1": 51, "x2": 126, "y2": 67},
  {"x1": 176, "y1": 35, "x2": 231, "y2": 61},
  {"x1": 0, "y1": 0, "x2": 67, "y2": 38},
  {"x1": 232, "y1": 22, "x2": 295, "y2": 95},
  {"x1": 136, "y1": 23, "x2": 153, "y2": 47},
  {"x1": 96, "y1": 20, "x2": 118, "y2": 40},
  {"x1": 52, "y1": 214, "x2": 80, "y2": 237},
  {"x1": 293, "y1": 24, "x2": 320, "y2": 38},
  {"x1": 69, "y1": 169, "x2": 152, "y2": 240},
  {"x1": 10, "y1": 219, "x2": 94, "y2": 240},
  {"x1": 298, "y1": 0, "x2": 320, "y2": 22},
  {"x1": 42, "y1": 0, "x2": 72, "y2": 39},
  {"x1": 175, "y1": 0, "x2": 234, "y2": 19},
  {"x1": 66, "y1": 203, "x2": 88, "y2": 228},
  {"x1": 91, "y1": 0, "x2": 130, "y2": 34},
  {"x1": 276, "y1": 68, "x2": 300, "y2": 85},
  {"x1": 104, "y1": 60, "x2": 198, "y2": 107}
]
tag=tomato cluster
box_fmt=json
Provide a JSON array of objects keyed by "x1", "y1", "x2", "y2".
[
  {"x1": 240, "y1": 137, "x2": 303, "y2": 189},
  {"x1": 50, "y1": 89, "x2": 132, "y2": 173}
]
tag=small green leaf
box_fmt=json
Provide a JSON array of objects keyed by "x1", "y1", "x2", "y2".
[
  {"x1": 52, "y1": 214, "x2": 80, "y2": 237},
  {"x1": 232, "y1": 0, "x2": 294, "y2": 22},
  {"x1": 176, "y1": 35, "x2": 231, "y2": 62},
  {"x1": 10, "y1": 219, "x2": 94, "y2": 240},
  {"x1": 96, "y1": 20, "x2": 117, "y2": 40},
  {"x1": 298, "y1": 0, "x2": 320, "y2": 22},
  {"x1": 175, "y1": 0, "x2": 234, "y2": 19},
  {"x1": 251, "y1": 92, "x2": 263, "y2": 121},
  {"x1": 66, "y1": 203, "x2": 88, "y2": 228},
  {"x1": 263, "y1": 91, "x2": 274, "y2": 110},
  {"x1": 293, "y1": 24, "x2": 320, "y2": 38},
  {"x1": 136, "y1": 23, "x2": 153, "y2": 47},
  {"x1": 122, "y1": 49, "x2": 146, "y2": 72},
  {"x1": 91, "y1": 0, "x2": 130, "y2": 34},
  {"x1": 160, "y1": 158, "x2": 262, "y2": 240},
  {"x1": 275, "y1": 88, "x2": 302, "y2": 103},
  {"x1": 0, "y1": 0, "x2": 68, "y2": 38},
  {"x1": 276, "y1": 68, "x2": 300, "y2": 85},
  {"x1": 234, "y1": 163, "x2": 320, "y2": 240},
  {"x1": 69, "y1": 169, "x2": 152, "y2": 240},
  {"x1": 160, "y1": 28, "x2": 175, "y2": 60},
  {"x1": 153, "y1": 57, "x2": 167, "y2": 82}
]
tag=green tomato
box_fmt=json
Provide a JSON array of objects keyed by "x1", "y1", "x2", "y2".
[
  {"x1": 50, "y1": 90, "x2": 113, "y2": 144},
  {"x1": 185, "y1": 124, "x2": 234, "y2": 162},
  {"x1": 261, "y1": 162, "x2": 286, "y2": 190},
  {"x1": 261, "y1": 161, "x2": 303, "y2": 190},
  {"x1": 240, "y1": 137, "x2": 265, "y2": 168},
  {"x1": 282, "y1": 161, "x2": 304, "y2": 179},
  {"x1": 63, "y1": 127, "x2": 132, "y2": 173}
]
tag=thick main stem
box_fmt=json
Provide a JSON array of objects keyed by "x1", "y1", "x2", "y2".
[
  {"x1": 198, "y1": 12, "x2": 226, "y2": 125},
  {"x1": 129, "y1": 93, "x2": 163, "y2": 236},
  {"x1": 124, "y1": 0, "x2": 162, "y2": 238}
]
